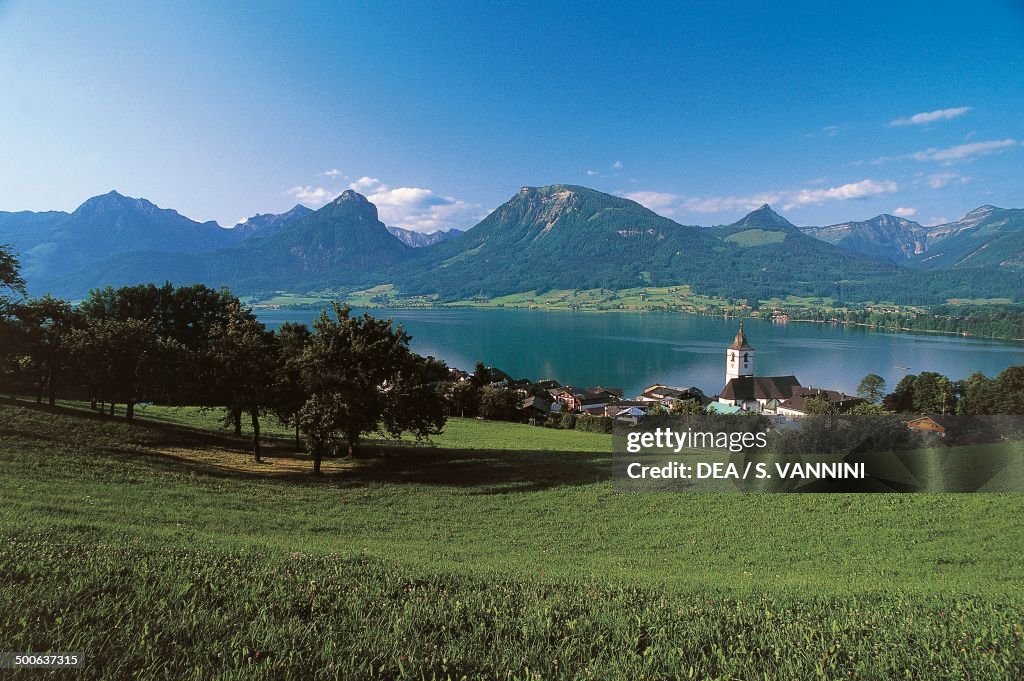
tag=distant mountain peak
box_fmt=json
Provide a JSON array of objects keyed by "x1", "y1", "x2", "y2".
[
  {"x1": 730, "y1": 203, "x2": 798, "y2": 232},
  {"x1": 333, "y1": 189, "x2": 369, "y2": 204},
  {"x1": 320, "y1": 189, "x2": 379, "y2": 222},
  {"x1": 387, "y1": 225, "x2": 464, "y2": 247},
  {"x1": 73, "y1": 190, "x2": 161, "y2": 217},
  {"x1": 965, "y1": 204, "x2": 999, "y2": 218},
  {"x1": 232, "y1": 204, "x2": 314, "y2": 235}
]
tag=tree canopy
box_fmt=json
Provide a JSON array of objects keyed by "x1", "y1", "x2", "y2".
[{"x1": 297, "y1": 303, "x2": 447, "y2": 473}]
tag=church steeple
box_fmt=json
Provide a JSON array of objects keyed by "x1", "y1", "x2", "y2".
[{"x1": 726, "y1": 321, "x2": 755, "y2": 382}]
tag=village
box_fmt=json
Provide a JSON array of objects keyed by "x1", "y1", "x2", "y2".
[
  {"x1": 460, "y1": 321, "x2": 872, "y2": 428},
  {"x1": 443, "y1": 320, "x2": 991, "y2": 443}
]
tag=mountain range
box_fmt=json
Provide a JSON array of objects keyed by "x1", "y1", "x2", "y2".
[
  {"x1": 1, "y1": 185, "x2": 1022, "y2": 304},
  {"x1": 800, "y1": 205, "x2": 1024, "y2": 269},
  {"x1": 386, "y1": 226, "x2": 464, "y2": 248}
]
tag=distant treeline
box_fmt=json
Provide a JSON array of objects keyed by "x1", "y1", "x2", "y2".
[{"x1": 756, "y1": 303, "x2": 1024, "y2": 340}]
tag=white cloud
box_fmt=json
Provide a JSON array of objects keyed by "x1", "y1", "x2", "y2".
[
  {"x1": 349, "y1": 176, "x2": 383, "y2": 192},
  {"x1": 612, "y1": 160, "x2": 623, "y2": 170},
  {"x1": 872, "y1": 138, "x2": 1018, "y2": 165},
  {"x1": 286, "y1": 185, "x2": 339, "y2": 206},
  {"x1": 889, "y1": 106, "x2": 972, "y2": 127},
  {"x1": 622, "y1": 191, "x2": 689, "y2": 216},
  {"x1": 586, "y1": 169, "x2": 599, "y2": 176},
  {"x1": 910, "y1": 139, "x2": 1018, "y2": 163},
  {"x1": 319, "y1": 168, "x2": 343, "y2": 178},
  {"x1": 685, "y1": 193, "x2": 784, "y2": 214},
  {"x1": 623, "y1": 178, "x2": 897, "y2": 217},
  {"x1": 892, "y1": 207, "x2": 918, "y2": 218},
  {"x1": 927, "y1": 172, "x2": 971, "y2": 189},
  {"x1": 348, "y1": 177, "x2": 483, "y2": 231},
  {"x1": 784, "y1": 179, "x2": 898, "y2": 209},
  {"x1": 623, "y1": 190, "x2": 782, "y2": 216}
]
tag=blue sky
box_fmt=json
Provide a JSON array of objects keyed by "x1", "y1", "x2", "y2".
[{"x1": 1, "y1": 1, "x2": 1023, "y2": 231}]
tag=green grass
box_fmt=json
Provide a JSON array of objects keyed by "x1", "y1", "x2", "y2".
[
  {"x1": 49, "y1": 399, "x2": 611, "y2": 452},
  {"x1": 1, "y1": 401, "x2": 1023, "y2": 679},
  {"x1": 946, "y1": 297, "x2": 1015, "y2": 305}
]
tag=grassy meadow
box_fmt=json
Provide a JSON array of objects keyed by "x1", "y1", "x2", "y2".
[{"x1": 1, "y1": 399, "x2": 1023, "y2": 679}]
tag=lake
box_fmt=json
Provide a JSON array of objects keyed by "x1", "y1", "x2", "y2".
[{"x1": 254, "y1": 308, "x2": 1024, "y2": 398}]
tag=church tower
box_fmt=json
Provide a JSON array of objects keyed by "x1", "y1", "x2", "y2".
[{"x1": 725, "y1": 321, "x2": 754, "y2": 382}]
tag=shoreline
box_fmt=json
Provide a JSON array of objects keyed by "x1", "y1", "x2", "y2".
[{"x1": 251, "y1": 299, "x2": 1024, "y2": 344}]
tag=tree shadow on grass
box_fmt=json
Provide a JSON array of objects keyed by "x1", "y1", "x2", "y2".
[
  {"x1": 96, "y1": 443, "x2": 612, "y2": 494},
  {"x1": 327, "y1": 446, "x2": 613, "y2": 493},
  {"x1": 2, "y1": 398, "x2": 612, "y2": 494}
]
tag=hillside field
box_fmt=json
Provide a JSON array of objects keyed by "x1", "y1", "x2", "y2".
[{"x1": 1, "y1": 400, "x2": 1022, "y2": 679}]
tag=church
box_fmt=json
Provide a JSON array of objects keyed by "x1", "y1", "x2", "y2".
[{"x1": 716, "y1": 321, "x2": 802, "y2": 413}]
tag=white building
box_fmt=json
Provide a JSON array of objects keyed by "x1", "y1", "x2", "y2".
[{"x1": 717, "y1": 322, "x2": 801, "y2": 413}]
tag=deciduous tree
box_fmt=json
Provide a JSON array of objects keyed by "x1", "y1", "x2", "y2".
[{"x1": 297, "y1": 303, "x2": 447, "y2": 473}]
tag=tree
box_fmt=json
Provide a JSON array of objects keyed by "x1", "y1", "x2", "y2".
[
  {"x1": 471, "y1": 361, "x2": 492, "y2": 389},
  {"x1": 803, "y1": 396, "x2": 836, "y2": 415},
  {"x1": 957, "y1": 371, "x2": 1000, "y2": 416},
  {"x1": 297, "y1": 393, "x2": 348, "y2": 475},
  {"x1": 446, "y1": 379, "x2": 481, "y2": 418},
  {"x1": 996, "y1": 366, "x2": 1024, "y2": 415},
  {"x1": 205, "y1": 300, "x2": 279, "y2": 460},
  {"x1": 856, "y1": 374, "x2": 886, "y2": 404},
  {"x1": 883, "y1": 375, "x2": 917, "y2": 413},
  {"x1": 478, "y1": 384, "x2": 519, "y2": 421},
  {"x1": 669, "y1": 399, "x2": 704, "y2": 416},
  {"x1": 67, "y1": 318, "x2": 182, "y2": 421},
  {"x1": 913, "y1": 371, "x2": 956, "y2": 414},
  {"x1": 271, "y1": 321, "x2": 312, "y2": 451},
  {"x1": 647, "y1": 401, "x2": 669, "y2": 416},
  {"x1": 884, "y1": 371, "x2": 956, "y2": 414},
  {"x1": 78, "y1": 283, "x2": 242, "y2": 411},
  {"x1": 297, "y1": 303, "x2": 447, "y2": 472},
  {"x1": 0, "y1": 244, "x2": 26, "y2": 304},
  {"x1": 12, "y1": 296, "x2": 77, "y2": 405}
]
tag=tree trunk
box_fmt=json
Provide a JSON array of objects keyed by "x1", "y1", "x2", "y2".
[
  {"x1": 109, "y1": 402, "x2": 115, "y2": 416},
  {"x1": 313, "y1": 450, "x2": 322, "y2": 476},
  {"x1": 232, "y1": 409, "x2": 242, "y2": 437},
  {"x1": 90, "y1": 391, "x2": 96, "y2": 410},
  {"x1": 251, "y1": 410, "x2": 261, "y2": 462},
  {"x1": 347, "y1": 432, "x2": 360, "y2": 458},
  {"x1": 47, "y1": 367, "x2": 55, "y2": 407},
  {"x1": 295, "y1": 423, "x2": 301, "y2": 452},
  {"x1": 126, "y1": 400, "x2": 135, "y2": 423}
]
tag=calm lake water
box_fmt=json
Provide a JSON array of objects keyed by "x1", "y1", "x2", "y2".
[{"x1": 254, "y1": 308, "x2": 1024, "y2": 398}]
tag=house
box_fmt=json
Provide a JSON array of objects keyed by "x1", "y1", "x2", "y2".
[
  {"x1": 775, "y1": 387, "x2": 864, "y2": 417},
  {"x1": 577, "y1": 387, "x2": 623, "y2": 412},
  {"x1": 605, "y1": 401, "x2": 651, "y2": 419},
  {"x1": 518, "y1": 394, "x2": 556, "y2": 422},
  {"x1": 717, "y1": 322, "x2": 802, "y2": 413},
  {"x1": 707, "y1": 401, "x2": 742, "y2": 415},
  {"x1": 907, "y1": 414, "x2": 958, "y2": 438},
  {"x1": 637, "y1": 385, "x2": 708, "y2": 406},
  {"x1": 551, "y1": 386, "x2": 623, "y2": 413},
  {"x1": 549, "y1": 387, "x2": 581, "y2": 412}
]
